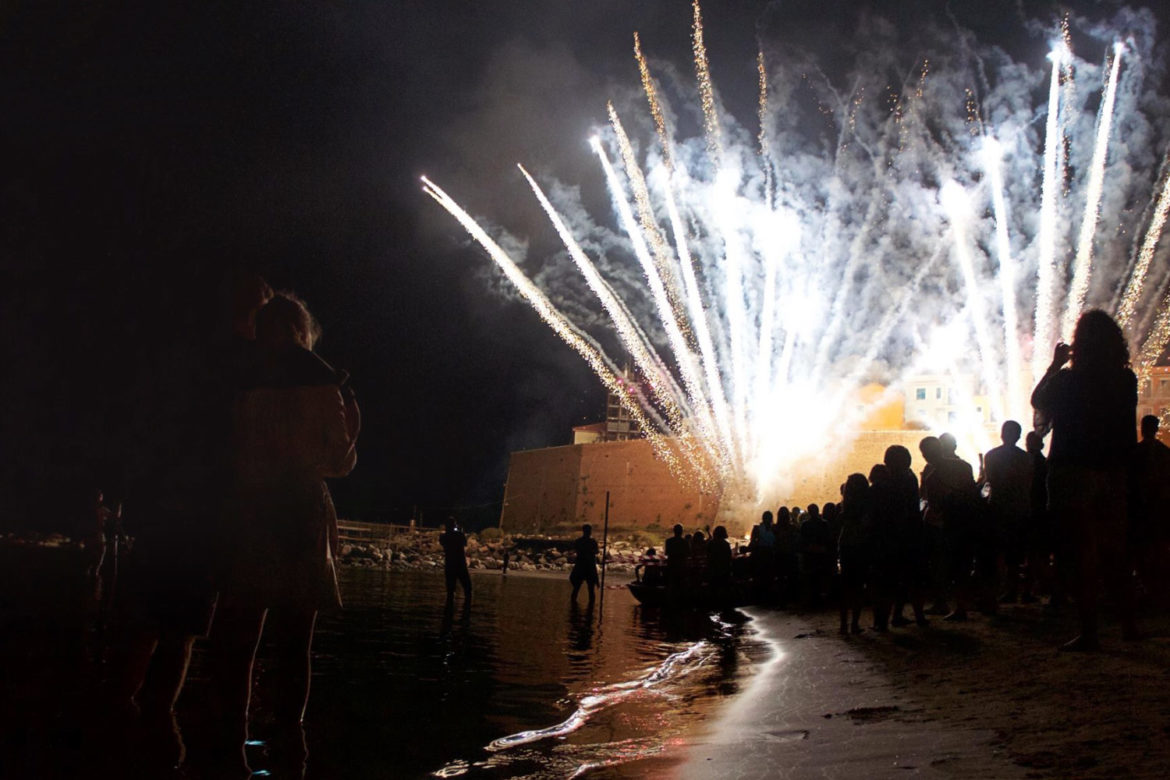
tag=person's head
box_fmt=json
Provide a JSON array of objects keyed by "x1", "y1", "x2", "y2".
[
  {"x1": 807, "y1": 503, "x2": 820, "y2": 519},
  {"x1": 713, "y1": 525, "x2": 728, "y2": 541},
  {"x1": 777, "y1": 506, "x2": 790, "y2": 524},
  {"x1": 938, "y1": 433, "x2": 958, "y2": 457},
  {"x1": 672, "y1": 524, "x2": 683, "y2": 537},
  {"x1": 884, "y1": 444, "x2": 912, "y2": 473},
  {"x1": 843, "y1": 472, "x2": 869, "y2": 505},
  {"x1": 646, "y1": 547, "x2": 657, "y2": 556},
  {"x1": 1000, "y1": 420, "x2": 1022, "y2": 446},
  {"x1": 582, "y1": 523, "x2": 592, "y2": 537},
  {"x1": 1071, "y1": 309, "x2": 1129, "y2": 373},
  {"x1": 761, "y1": 510, "x2": 773, "y2": 527},
  {"x1": 822, "y1": 501, "x2": 837, "y2": 520},
  {"x1": 693, "y1": 530, "x2": 705, "y2": 542},
  {"x1": 1141, "y1": 414, "x2": 1160, "y2": 441},
  {"x1": 869, "y1": 463, "x2": 890, "y2": 485},
  {"x1": 256, "y1": 292, "x2": 320, "y2": 352},
  {"x1": 445, "y1": 516, "x2": 457, "y2": 531},
  {"x1": 1025, "y1": 430, "x2": 1044, "y2": 454},
  {"x1": 229, "y1": 271, "x2": 273, "y2": 340},
  {"x1": 919, "y1": 436, "x2": 942, "y2": 465}
]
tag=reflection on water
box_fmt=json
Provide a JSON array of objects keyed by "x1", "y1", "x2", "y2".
[{"x1": 250, "y1": 568, "x2": 767, "y2": 778}]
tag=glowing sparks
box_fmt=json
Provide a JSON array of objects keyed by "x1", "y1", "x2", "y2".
[
  {"x1": 691, "y1": 0, "x2": 722, "y2": 163},
  {"x1": 1061, "y1": 42, "x2": 1125, "y2": 339},
  {"x1": 1118, "y1": 156, "x2": 1170, "y2": 330},
  {"x1": 982, "y1": 136, "x2": 1025, "y2": 418},
  {"x1": 634, "y1": 32, "x2": 673, "y2": 172},
  {"x1": 1032, "y1": 44, "x2": 1067, "y2": 385}
]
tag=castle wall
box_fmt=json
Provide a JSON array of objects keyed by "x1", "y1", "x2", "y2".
[
  {"x1": 499, "y1": 439, "x2": 716, "y2": 534},
  {"x1": 500, "y1": 431, "x2": 938, "y2": 536}
]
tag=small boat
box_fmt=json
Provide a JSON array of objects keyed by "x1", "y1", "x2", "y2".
[{"x1": 626, "y1": 564, "x2": 754, "y2": 608}]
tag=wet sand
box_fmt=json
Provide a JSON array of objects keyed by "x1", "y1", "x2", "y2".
[{"x1": 682, "y1": 604, "x2": 1170, "y2": 779}]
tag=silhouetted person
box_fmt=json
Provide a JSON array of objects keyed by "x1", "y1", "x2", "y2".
[
  {"x1": 749, "y1": 511, "x2": 776, "y2": 600},
  {"x1": 921, "y1": 433, "x2": 980, "y2": 620},
  {"x1": 838, "y1": 473, "x2": 871, "y2": 635},
  {"x1": 706, "y1": 526, "x2": 733, "y2": 605},
  {"x1": 440, "y1": 518, "x2": 472, "y2": 603},
  {"x1": 636, "y1": 547, "x2": 663, "y2": 586},
  {"x1": 1032, "y1": 309, "x2": 1139, "y2": 651},
  {"x1": 919, "y1": 436, "x2": 947, "y2": 614},
  {"x1": 689, "y1": 529, "x2": 708, "y2": 587},
  {"x1": 665, "y1": 524, "x2": 690, "y2": 598},
  {"x1": 774, "y1": 506, "x2": 799, "y2": 603},
  {"x1": 569, "y1": 524, "x2": 599, "y2": 603},
  {"x1": 885, "y1": 445, "x2": 927, "y2": 627},
  {"x1": 1024, "y1": 431, "x2": 1050, "y2": 603},
  {"x1": 209, "y1": 292, "x2": 359, "y2": 770},
  {"x1": 867, "y1": 465, "x2": 898, "y2": 630},
  {"x1": 800, "y1": 503, "x2": 832, "y2": 607},
  {"x1": 1131, "y1": 415, "x2": 1170, "y2": 605},
  {"x1": 982, "y1": 421, "x2": 1033, "y2": 603}
]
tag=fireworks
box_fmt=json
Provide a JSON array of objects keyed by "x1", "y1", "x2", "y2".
[{"x1": 424, "y1": 3, "x2": 1170, "y2": 506}]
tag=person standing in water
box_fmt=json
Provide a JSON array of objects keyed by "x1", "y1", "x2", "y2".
[
  {"x1": 569, "y1": 524, "x2": 600, "y2": 603},
  {"x1": 440, "y1": 517, "x2": 472, "y2": 604}
]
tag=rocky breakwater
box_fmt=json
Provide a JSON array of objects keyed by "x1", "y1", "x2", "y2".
[{"x1": 338, "y1": 529, "x2": 644, "y2": 575}]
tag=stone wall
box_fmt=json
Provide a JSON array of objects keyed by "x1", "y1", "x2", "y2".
[
  {"x1": 499, "y1": 439, "x2": 716, "y2": 534},
  {"x1": 500, "y1": 431, "x2": 939, "y2": 535}
]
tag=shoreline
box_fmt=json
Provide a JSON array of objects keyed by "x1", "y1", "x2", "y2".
[{"x1": 680, "y1": 603, "x2": 1170, "y2": 779}]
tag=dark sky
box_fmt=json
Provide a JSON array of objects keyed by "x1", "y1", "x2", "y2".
[{"x1": 1, "y1": 0, "x2": 1160, "y2": 530}]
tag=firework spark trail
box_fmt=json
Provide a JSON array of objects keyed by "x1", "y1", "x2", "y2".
[
  {"x1": 692, "y1": 0, "x2": 723, "y2": 163},
  {"x1": 709, "y1": 171, "x2": 754, "y2": 465},
  {"x1": 517, "y1": 167, "x2": 688, "y2": 423},
  {"x1": 757, "y1": 49, "x2": 774, "y2": 210},
  {"x1": 591, "y1": 140, "x2": 726, "y2": 478},
  {"x1": 983, "y1": 136, "x2": 1026, "y2": 419},
  {"x1": 1033, "y1": 46, "x2": 1067, "y2": 382},
  {"x1": 752, "y1": 239, "x2": 781, "y2": 458},
  {"x1": 634, "y1": 32, "x2": 674, "y2": 172},
  {"x1": 1061, "y1": 43, "x2": 1125, "y2": 340},
  {"x1": 421, "y1": 176, "x2": 682, "y2": 475},
  {"x1": 691, "y1": 0, "x2": 751, "y2": 454},
  {"x1": 1138, "y1": 289, "x2": 1170, "y2": 375},
  {"x1": 810, "y1": 58, "x2": 935, "y2": 386},
  {"x1": 632, "y1": 29, "x2": 736, "y2": 466},
  {"x1": 1117, "y1": 154, "x2": 1170, "y2": 330},
  {"x1": 941, "y1": 181, "x2": 1004, "y2": 420},
  {"x1": 608, "y1": 105, "x2": 693, "y2": 340},
  {"x1": 660, "y1": 170, "x2": 738, "y2": 468},
  {"x1": 533, "y1": 138, "x2": 723, "y2": 469}
]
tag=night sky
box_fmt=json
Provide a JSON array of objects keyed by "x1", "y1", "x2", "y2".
[{"x1": 2, "y1": 0, "x2": 1164, "y2": 531}]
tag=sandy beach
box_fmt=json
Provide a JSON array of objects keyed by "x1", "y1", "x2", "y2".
[{"x1": 683, "y1": 603, "x2": 1170, "y2": 779}]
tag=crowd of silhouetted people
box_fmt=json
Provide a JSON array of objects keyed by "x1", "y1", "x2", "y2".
[{"x1": 631, "y1": 310, "x2": 1170, "y2": 652}]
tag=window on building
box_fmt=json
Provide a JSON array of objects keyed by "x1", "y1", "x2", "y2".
[
  {"x1": 936, "y1": 387, "x2": 942, "y2": 399},
  {"x1": 915, "y1": 388, "x2": 926, "y2": 400}
]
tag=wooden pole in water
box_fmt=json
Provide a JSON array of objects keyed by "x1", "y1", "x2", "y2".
[{"x1": 599, "y1": 491, "x2": 610, "y2": 614}]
